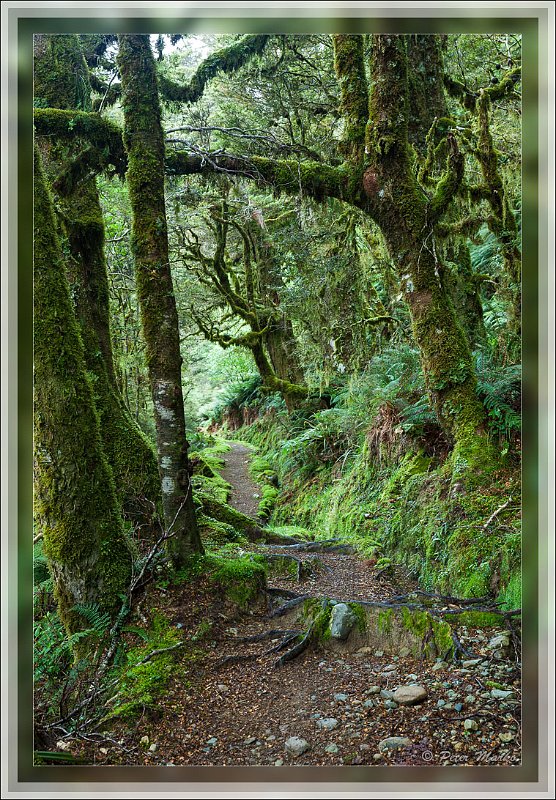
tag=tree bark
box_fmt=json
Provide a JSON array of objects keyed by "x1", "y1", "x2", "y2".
[
  {"x1": 117, "y1": 34, "x2": 203, "y2": 563},
  {"x1": 33, "y1": 33, "x2": 161, "y2": 522},
  {"x1": 362, "y1": 34, "x2": 496, "y2": 473},
  {"x1": 33, "y1": 146, "x2": 132, "y2": 635}
]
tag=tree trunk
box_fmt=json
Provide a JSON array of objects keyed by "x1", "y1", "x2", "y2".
[
  {"x1": 363, "y1": 34, "x2": 496, "y2": 474},
  {"x1": 407, "y1": 34, "x2": 486, "y2": 349},
  {"x1": 33, "y1": 33, "x2": 161, "y2": 522},
  {"x1": 117, "y1": 34, "x2": 203, "y2": 563},
  {"x1": 33, "y1": 146, "x2": 132, "y2": 635}
]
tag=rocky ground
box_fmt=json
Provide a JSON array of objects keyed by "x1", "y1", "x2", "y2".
[{"x1": 70, "y1": 443, "x2": 521, "y2": 768}]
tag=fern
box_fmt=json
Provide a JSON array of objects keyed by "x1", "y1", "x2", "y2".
[{"x1": 72, "y1": 603, "x2": 112, "y2": 637}]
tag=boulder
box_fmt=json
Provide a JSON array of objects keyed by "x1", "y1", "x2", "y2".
[{"x1": 329, "y1": 603, "x2": 357, "y2": 640}]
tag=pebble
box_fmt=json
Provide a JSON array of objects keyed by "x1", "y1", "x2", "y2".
[
  {"x1": 244, "y1": 737, "x2": 257, "y2": 745},
  {"x1": 325, "y1": 743, "x2": 339, "y2": 753},
  {"x1": 374, "y1": 650, "x2": 384, "y2": 657},
  {"x1": 217, "y1": 684, "x2": 229, "y2": 693},
  {"x1": 380, "y1": 689, "x2": 394, "y2": 700},
  {"x1": 454, "y1": 703, "x2": 463, "y2": 712},
  {"x1": 140, "y1": 736, "x2": 149, "y2": 746},
  {"x1": 274, "y1": 758, "x2": 284, "y2": 766},
  {"x1": 392, "y1": 685, "x2": 428, "y2": 706},
  {"x1": 378, "y1": 736, "x2": 412, "y2": 752},
  {"x1": 56, "y1": 740, "x2": 71, "y2": 752},
  {"x1": 432, "y1": 661, "x2": 448, "y2": 671},
  {"x1": 363, "y1": 699, "x2": 375, "y2": 709},
  {"x1": 465, "y1": 695, "x2": 475, "y2": 704},
  {"x1": 373, "y1": 753, "x2": 383, "y2": 761},
  {"x1": 464, "y1": 719, "x2": 479, "y2": 731},
  {"x1": 367, "y1": 686, "x2": 381, "y2": 694},
  {"x1": 285, "y1": 737, "x2": 310, "y2": 756},
  {"x1": 149, "y1": 743, "x2": 158, "y2": 752},
  {"x1": 334, "y1": 693, "x2": 348, "y2": 702},
  {"x1": 463, "y1": 659, "x2": 483, "y2": 668},
  {"x1": 99, "y1": 747, "x2": 108, "y2": 754},
  {"x1": 317, "y1": 718, "x2": 339, "y2": 731},
  {"x1": 384, "y1": 700, "x2": 398, "y2": 710},
  {"x1": 437, "y1": 699, "x2": 446, "y2": 708},
  {"x1": 499, "y1": 731, "x2": 515, "y2": 742},
  {"x1": 206, "y1": 738, "x2": 217, "y2": 746}
]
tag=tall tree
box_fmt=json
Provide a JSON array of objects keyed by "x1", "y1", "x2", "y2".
[
  {"x1": 117, "y1": 34, "x2": 203, "y2": 563},
  {"x1": 33, "y1": 146, "x2": 132, "y2": 634},
  {"x1": 33, "y1": 33, "x2": 160, "y2": 522}
]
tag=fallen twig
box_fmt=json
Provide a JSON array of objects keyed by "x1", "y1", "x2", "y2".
[{"x1": 482, "y1": 496, "x2": 512, "y2": 531}]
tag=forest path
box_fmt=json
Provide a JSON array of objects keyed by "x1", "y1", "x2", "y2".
[
  {"x1": 89, "y1": 442, "x2": 521, "y2": 768},
  {"x1": 137, "y1": 441, "x2": 519, "y2": 768},
  {"x1": 219, "y1": 442, "x2": 261, "y2": 518}
]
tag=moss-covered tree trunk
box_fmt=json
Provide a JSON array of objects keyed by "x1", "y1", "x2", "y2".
[
  {"x1": 33, "y1": 146, "x2": 131, "y2": 634},
  {"x1": 117, "y1": 34, "x2": 203, "y2": 563},
  {"x1": 362, "y1": 34, "x2": 496, "y2": 473},
  {"x1": 407, "y1": 34, "x2": 486, "y2": 348},
  {"x1": 33, "y1": 33, "x2": 160, "y2": 522}
]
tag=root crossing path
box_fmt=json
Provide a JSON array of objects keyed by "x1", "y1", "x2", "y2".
[{"x1": 86, "y1": 441, "x2": 521, "y2": 769}]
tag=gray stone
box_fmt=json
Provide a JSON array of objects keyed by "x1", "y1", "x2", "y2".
[
  {"x1": 384, "y1": 700, "x2": 398, "y2": 709},
  {"x1": 274, "y1": 758, "x2": 284, "y2": 766},
  {"x1": 465, "y1": 694, "x2": 476, "y2": 704},
  {"x1": 432, "y1": 661, "x2": 448, "y2": 671},
  {"x1": 392, "y1": 685, "x2": 428, "y2": 706},
  {"x1": 334, "y1": 693, "x2": 348, "y2": 702},
  {"x1": 217, "y1": 684, "x2": 229, "y2": 693},
  {"x1": 206, "y1": 738, "x2": 217, "y2": 746},
  {"x1": 325, "y1": 743, "x2": 339, "y2": 753},
  {"x1": 499, "y1": 731, "x2": 514, "y2": 743},
  {"x1": 487, "y1": 633, "x2": 510, "y2": 651},
  {"x1": 244, "y1": 736, "x2": 257, "y2": 745},
  {"x1": 462, "y1": 659, "x2": 483, "y2": 667},
  {"x1": 454, "y1": 703, "x2": 463, "y2": 712},
  {"x1": 378, "y1": 737, "x2": 412, "y2": 752},
  {"x1": 380, "y1": 689, "x2": 394, "y2": 700},
  {"x1": 285, "y1": 737, "x2": 310, "y2": 756},
  {"x1": 316, "y1": 718, "x2": 338, "y2": 731},
  {"x1": 363, "y1": 699, "x2": 375, "y2": 709},
  {"x1": 367, "y1": 685, "x2": 381, "y2": 694},
  {"x1": 464, "y1": 719, "x2": 478, "y2": 731},
  {"x1": 491, "y1": 689, "x2": 514, "y2": 700},
  {"x1": 330, "y1": 603, "x2": 357, "y2": 640}
]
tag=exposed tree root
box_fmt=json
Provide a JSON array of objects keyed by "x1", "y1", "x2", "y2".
[
  {"x1": 235, "y1": 629, "x2": 300, "y2": 644},
  {"x1": 269, "y1": 594, "x2": 311, "y2": 618},
  {"x1": 274, "y1": 539, "x2": 356, "y2": 555}
]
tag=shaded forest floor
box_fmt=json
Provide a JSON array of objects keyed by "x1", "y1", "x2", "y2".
[{"x1": 72, "y1": 443, "x2": 521, "y2": 768}]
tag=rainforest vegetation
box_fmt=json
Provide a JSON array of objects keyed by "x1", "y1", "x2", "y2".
[{"x1": 33, "y1": 32, "x2": 522, "y2": 768}]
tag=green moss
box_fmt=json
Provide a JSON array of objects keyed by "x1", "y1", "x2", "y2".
[
  {"x1": 158, "y1": 34, "x2": 270, "y2": 104},
  {"x1": 257, "y1": 485, "x2": 279, "y2": 519},
  {"x1": 348, "y1": 602, "x2": 367, "y2": 633},
  {"x1": 378, "y1": 608, "x2": 394, "y2": 635},
  {"x1": 34, "y1": 147, "x2": 131, "y2": 636},
  {"x1": 401, "y1": 607, "x2": 453, "y2": 659},
  {"x1": 207, "y1": 554, "x2": 266, "y2": 609},
  {"x1": 333, "y1": 35, "x2": 369, "y2": 161}
]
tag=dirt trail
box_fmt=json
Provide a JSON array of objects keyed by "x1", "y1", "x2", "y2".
[
  {"x1": 220, "y1": 442, "x2": 261, "y2": 518},
  {"x1": 82, "y1": 442, "x2": 521, "y2": 768}
]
